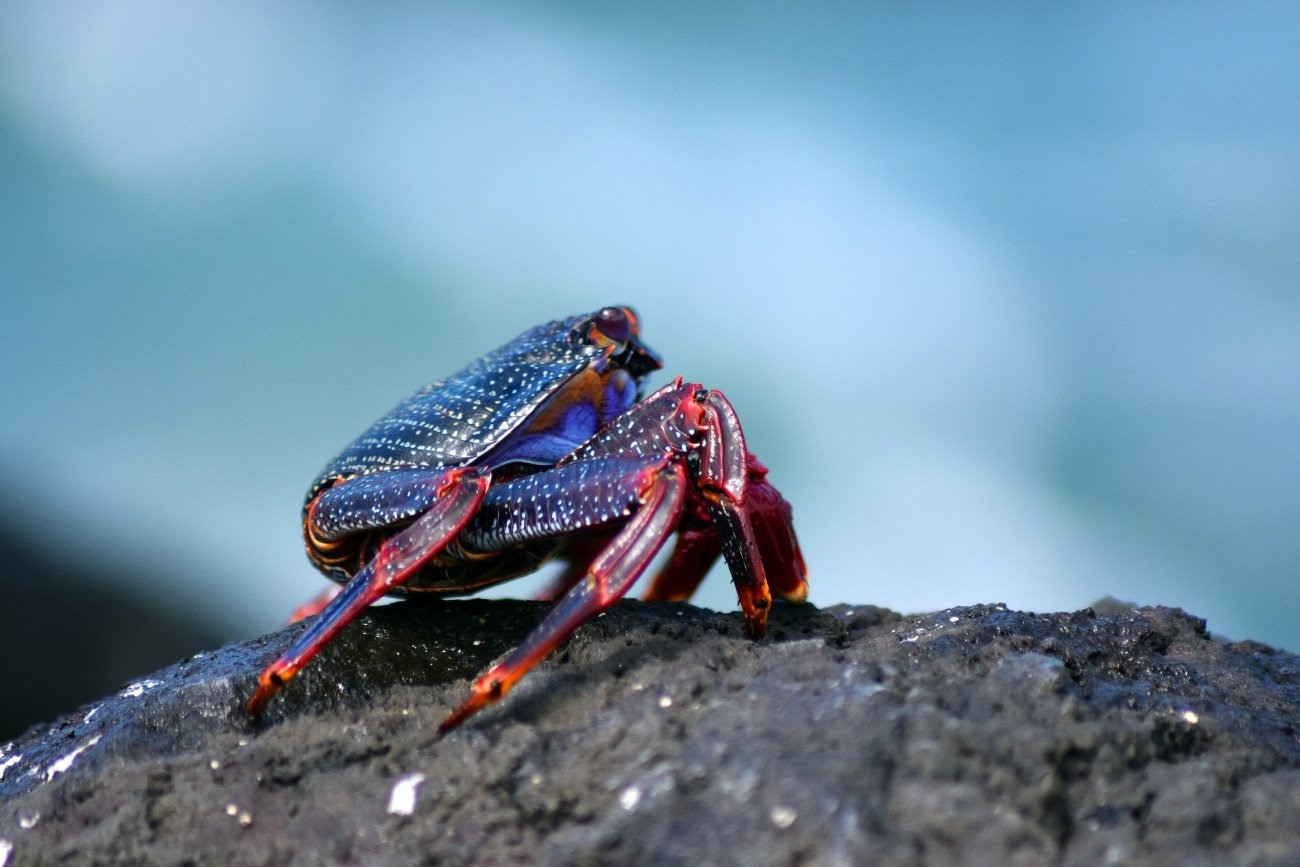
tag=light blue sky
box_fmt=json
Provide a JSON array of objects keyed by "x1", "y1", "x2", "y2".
[{"x1": 2, "y1": 3, "x2": 1298, "y2": 649}]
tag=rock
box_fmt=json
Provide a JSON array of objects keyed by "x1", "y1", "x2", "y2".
[{"x1": 2, "y1": 599, "x2": 1299, "y2": 866}]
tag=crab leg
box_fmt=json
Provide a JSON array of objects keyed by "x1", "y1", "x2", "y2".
[
  {"x1": 690, "y1": 389, "x2": 774, "y2": 638},
  {"x1": 247, "y1": 466, "x2": 490, "y2": 715},
  {"x1": 641, "y1": 523, "x2": 721, "y2": 602},
  {"x1": 644, "y1": 454, "x2": 808, "y2": 606},
  {"x1": 544, "y1": 380, "x2": 798, "y2": 635},
  {"x1": 743, "y1": 457, "x2": 809, "y2": 604},
  {"x1": 286, "y1": 585, "x2": 343, "y2": 624},
  {"x1": 440, "y1": 459, "x2": 687, "y2": 732}
]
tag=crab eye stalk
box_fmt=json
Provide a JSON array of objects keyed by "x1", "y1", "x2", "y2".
[
  {"x1": 594, "y1": 306, "x2": 633, "y2": 344},
  {"x1": 583, "y1": 305, "x2": 661, "y2": 377}
]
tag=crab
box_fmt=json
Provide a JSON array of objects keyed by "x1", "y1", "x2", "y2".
[{"x1": 247, "y1": 306, "x2": 808, "y2": 731}]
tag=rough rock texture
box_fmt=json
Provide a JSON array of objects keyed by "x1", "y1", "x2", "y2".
[{"x1": 2, "y1": 599, "x2": 1300, "y2": 866}]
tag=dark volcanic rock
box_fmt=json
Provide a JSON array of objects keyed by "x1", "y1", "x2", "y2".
[{"x1": 2, "y1": 599, "x2": 1300, "y2": 866}]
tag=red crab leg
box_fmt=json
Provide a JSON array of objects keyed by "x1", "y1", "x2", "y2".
[
  {"x1": 744, "y1": 457, "x2": 809, "y2": 603},
  {"x1": 641, "y1": 523, "x2": 721, "y2": 602},
  {"x1": 247, "y1": 466, "x2": 490, "y2": 715},
  {"x1": 694, "y1": 389, "x2": 773, "y2": 638},
  {"x1": 439, "y1": 460, "x2": 687, "y2": 732},
  {"x1": 287, "y1": 585, "x2": 343, "y2": 624},
  {"x1": 643, "y1": 454, "x2": 808, "y2": 605},
  {"x1": 553, "y1": 380, "x2": 792, "y2": 635},
  {"x1": 533, "y1": 534, "x2": 613, "y2": 601}
]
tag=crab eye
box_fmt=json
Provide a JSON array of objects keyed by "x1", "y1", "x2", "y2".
[{"x1": 593, "y1": 306, "x2": 632, "y2": 344}]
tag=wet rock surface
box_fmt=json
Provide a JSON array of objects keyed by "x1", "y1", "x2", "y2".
[{"x1": 2, "y1": 598, "x2": 1299, "y2": 866}]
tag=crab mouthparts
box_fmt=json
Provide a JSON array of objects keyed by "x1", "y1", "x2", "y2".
[{"x1": 622, "y1": 336, "x2": 663, "y2": 377}]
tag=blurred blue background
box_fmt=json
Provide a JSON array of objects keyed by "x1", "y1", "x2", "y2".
[{"x1": 2, "y1": 1, "x2": 1297, "y2": 715}]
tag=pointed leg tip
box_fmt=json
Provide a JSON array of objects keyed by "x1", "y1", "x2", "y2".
[
  {"x1": 440, "y1": 674, "x2": 509, "y2": 734},
  {"x1": 246, "y1": 686, "x2": 272, "y2": 717},
  {"x1": 438, "y1": 708, "x2": 469, "y2": 735},
  {"x1": 737, "y1": 587, "x2": 772, "y2": 640},
  {"x1": 246, "y1": 666, "x2": 293, "y2": 716},
  {"x1": 439, "y1": 690, "x2": 491, "y2": 735},
  {"x1": 742, "y1": 601, "x2": 771, "y2": 640},
  {"x1": 781, "y1": 579, "x2": 810, "y2": 605}
]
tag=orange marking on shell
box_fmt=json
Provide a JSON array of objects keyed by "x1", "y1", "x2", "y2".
[{"x1": 517, "y1": 364, "x2": 615, "y2": 439}]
